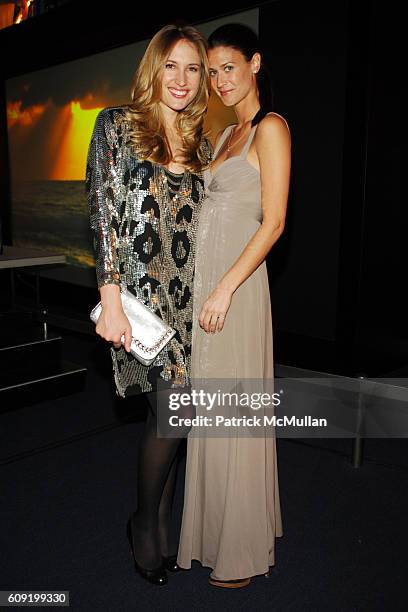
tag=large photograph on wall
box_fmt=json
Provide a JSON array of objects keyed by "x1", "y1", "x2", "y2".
[{"x1": 5, "y1": 9, "x2": 258, "y2": 286}]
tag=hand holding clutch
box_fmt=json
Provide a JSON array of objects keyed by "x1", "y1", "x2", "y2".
[{"x1": 90, "y1": 286, "x2": 176, "y2": 366}]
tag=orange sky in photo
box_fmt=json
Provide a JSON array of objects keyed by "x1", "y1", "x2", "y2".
[{"x1": 7, "y1": 99, "x2": 103, "y2": 181}]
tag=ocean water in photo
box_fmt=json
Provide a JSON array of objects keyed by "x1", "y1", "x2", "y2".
[{"x1": 11, "y1": 180, "x2": 95, "y2": 268}]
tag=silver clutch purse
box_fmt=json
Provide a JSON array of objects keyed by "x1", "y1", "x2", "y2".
[{"x1": 90, "y1": 286, "x2": 176, "y2": 366}]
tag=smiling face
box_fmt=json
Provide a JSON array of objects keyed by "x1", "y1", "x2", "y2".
[
  {"x1": 208, "y1": 45, "x2": 260, "y2": 107},
  {"x1": 160, "y1": 38, "x2": 202, "y2": 114}
]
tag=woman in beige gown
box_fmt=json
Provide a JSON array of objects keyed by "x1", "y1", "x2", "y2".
[{"x1": 177, "y1": 24, "x2": 291, "y2": 587}]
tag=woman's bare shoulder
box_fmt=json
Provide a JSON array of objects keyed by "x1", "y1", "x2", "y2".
[
  {"x1": 256, "y1": 112, "x2": 291, "y2": 137},
  {"x1": 254, "y1": 114, "x2": 291, "y2": 160}
]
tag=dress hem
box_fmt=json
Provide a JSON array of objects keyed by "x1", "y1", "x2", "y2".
[{"x1": 177, "y1": 532, "x2": 283, "y2": 580}]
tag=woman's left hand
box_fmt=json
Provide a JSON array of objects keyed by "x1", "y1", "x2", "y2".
[{"x1": 199, "y1": 286, "x2": 233, "y2": 334}]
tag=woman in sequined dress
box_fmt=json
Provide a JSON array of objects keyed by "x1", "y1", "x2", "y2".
[
  {"x1": 86, "y1": 24, "x2": 211, "y2": 586},
  {"x1": 177, "y1": 24, "x2": 291, "y2": 587}
]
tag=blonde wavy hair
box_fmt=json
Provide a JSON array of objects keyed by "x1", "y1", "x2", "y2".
[{"x1": 125, "y1": 24, "x2": 210, "y2": 173}]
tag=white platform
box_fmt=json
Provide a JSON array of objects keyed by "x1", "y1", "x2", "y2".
[{"x1": 0, "y1": 246, "x2": 66, "y2": 269}]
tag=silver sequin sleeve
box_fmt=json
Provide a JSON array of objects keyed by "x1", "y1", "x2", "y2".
[{"x1": 86, "y1": 109, "x2": 122, "y2": 289}]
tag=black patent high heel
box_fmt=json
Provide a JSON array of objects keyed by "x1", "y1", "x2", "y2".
[
  {"x1": 162, "y1": 554, "x2": 183, "y2": 572},
  {"x1": 126, "y1": 514, "x2": 168, "y2": 586}
]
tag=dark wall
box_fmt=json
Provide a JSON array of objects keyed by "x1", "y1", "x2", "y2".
[
  {"x1": 259, "y1": 0, "x2": 408, "y2": 376},
  {"x1": 355, "y1": 0, "x2": 407, "y2": 369},
  {"x1": 260, "y1": 0, "x2": 348, "y2": 342}
]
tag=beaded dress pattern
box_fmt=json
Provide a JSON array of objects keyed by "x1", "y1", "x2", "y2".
[{"x1": 86, "y1": 106, "x2": 211, "y2": 396}]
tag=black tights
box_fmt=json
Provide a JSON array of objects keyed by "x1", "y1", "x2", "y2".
[{"x1": 132, "y1": 387, "x2": 194, "y2": 570}]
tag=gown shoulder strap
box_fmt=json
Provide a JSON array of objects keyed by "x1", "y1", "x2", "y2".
[
  {"x1": 213, "y1": 125, "x2": 235, "y2": 157},
  {"x1": 240, "y1": 125, "x2": 258, "y2": 158}
]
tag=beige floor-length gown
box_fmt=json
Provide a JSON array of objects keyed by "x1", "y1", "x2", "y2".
[{"x1": 177, "y1": 117, "x2": 287, "y2": 580}]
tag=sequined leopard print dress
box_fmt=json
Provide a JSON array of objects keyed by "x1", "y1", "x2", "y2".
[{"x1": 86, "y1": 106, "x2": 211, "y2": 396}]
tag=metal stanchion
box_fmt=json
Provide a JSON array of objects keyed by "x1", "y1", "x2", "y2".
[
  {"x1": 42, "y1": 309, "x2": 48, "y2": 340},
  {"x1": 352, "y1": 374, "x2": 366, "y2": 468}
]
